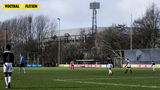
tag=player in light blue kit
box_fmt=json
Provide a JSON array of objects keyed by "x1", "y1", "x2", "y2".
[{"x1": 19, "y1": 53, "x2": 26, "y2": 73}]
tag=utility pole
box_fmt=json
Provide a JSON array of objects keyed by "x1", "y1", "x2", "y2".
[
  {"x1": 4, "y1": 29, "x2": 7, "y2": 50},
  {"x1": 57, "y1": 18, "x2": 61, "y2": 66},
  {"x1": 130, "y1": 14, "x2": 133, "y2": 50}
]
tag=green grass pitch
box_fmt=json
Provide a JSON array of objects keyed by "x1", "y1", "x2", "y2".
[{"x1": 0, "y1": 67, "x2": 159, "y2": 90}]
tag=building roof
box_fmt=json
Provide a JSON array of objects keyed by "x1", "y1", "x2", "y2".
[{"x1": 56, "y1": 27, "x2": 107, "y2": 36}]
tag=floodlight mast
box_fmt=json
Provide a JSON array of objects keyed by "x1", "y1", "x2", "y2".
[{"x1": 90, "y1": 2, "x2": 100, "y2": 34}]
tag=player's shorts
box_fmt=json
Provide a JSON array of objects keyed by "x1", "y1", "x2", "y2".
[
  {"x1": 3, "y1": 63, "x2": 13, "y2": 73},
  {"x1": 107, "y1": 64, "x2": 113, "y2": 69},
  {"x1": 71, "y1": 64, "x2": 74, "y2": 67},
  {"x1": 127, "y1": 64, "x2": 131, "y2": 68},
  {"x1": 152, "y1": 65, "x2": 156, "y2": 68},
  {"x1": 20, "y1": 63, "x2": 25, "y2": 67}
]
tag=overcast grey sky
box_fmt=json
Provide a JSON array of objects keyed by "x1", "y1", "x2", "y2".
[{"x1": 0, "y1": 0, "x2": 159, "y2": 29}]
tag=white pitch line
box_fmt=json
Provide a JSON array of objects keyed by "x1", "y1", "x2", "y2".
[
  {"x1": 58, "y1": 76, "x2": 159, "y2": 81},
  {"x1": 55, "y1": 79, "x2": 160, "y2": 89},
  {"x1": 61, "y1": 78, "x2": 117, "y2": 81}
]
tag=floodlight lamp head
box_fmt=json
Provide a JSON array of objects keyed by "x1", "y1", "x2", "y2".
[{"x1": 90, "y1": 2, "x2": 100, "y2": 9}]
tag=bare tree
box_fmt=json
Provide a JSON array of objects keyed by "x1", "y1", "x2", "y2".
[
  {"x1": 95, "y1": 25, "x2": 129, "y2": 60},
  {"x1": 133, "y1": 3, "x2": 160, "y2": 48},
  {"x1": 32, "y1": 15, "x2": 56, "y2": 41},
  {"x1": 0, "y1": 15, "x2": 57, "y2": 65}
]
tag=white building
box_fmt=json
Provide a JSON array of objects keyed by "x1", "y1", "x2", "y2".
[{"x1": 56, "y1": 27, "x2": 107, "y2": 36}]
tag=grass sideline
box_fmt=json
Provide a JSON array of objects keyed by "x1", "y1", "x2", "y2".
[{"x1": 0, "y1": 67, "x2": 159, "y2": 90}]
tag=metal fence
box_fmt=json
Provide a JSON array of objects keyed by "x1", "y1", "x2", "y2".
[{"x1": 124, "y1": 49, "x2": 160, "y2": 64}]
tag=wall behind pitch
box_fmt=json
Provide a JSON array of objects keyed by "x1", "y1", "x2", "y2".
[{"x1": 124, "y1": 49, "x2": 160, "y2": 64}]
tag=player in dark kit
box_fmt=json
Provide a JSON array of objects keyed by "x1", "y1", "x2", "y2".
[
  {"x1": 152, "y1": 61, "x2": 156, "y2": 72},
  {"x1": 106, "y1": 56, "x2": 113, "y2": 75},
  {"x1": 2, "y1": 45, "x2": 14, "y2": 88}
]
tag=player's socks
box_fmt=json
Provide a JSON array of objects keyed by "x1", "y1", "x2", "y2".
[
  {"x1": 109, "y1": 70, "x2": 112, "y2": 75},
  {"x1": 153, "y1": 68, "x2": 155, "y2": 72},
  {"x1": 8, "y1": 76, "x2": 11, "y2": 83},
  {"x1": 24, "y1": 68, "x2": 26, "y2": 73},
  {"x1": 8, "y1": 83, "x2": 11, "y2": 88},
  {"x1": 4, "y1": 77, "x2": 8, "y2": 87},
  {"x1": 8, "y1": 76, "x2": 11, "y2": 88},
  {"x1": 19, "y1": 68, "x2": 21, "y2": 72}
]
